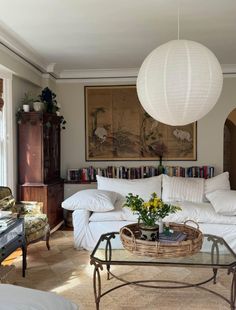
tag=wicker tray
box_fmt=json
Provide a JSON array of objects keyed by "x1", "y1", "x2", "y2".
[{"x1": 120, "y1": 221, "x2": 203, "y2": 258}]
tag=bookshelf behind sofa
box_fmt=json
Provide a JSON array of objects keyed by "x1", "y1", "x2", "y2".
[{"x1": 66, "y1": 165, "x2": 214, "y2": 183}]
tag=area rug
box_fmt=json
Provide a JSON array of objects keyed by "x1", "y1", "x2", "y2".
[{"x1": 13, "y1": 230, "x2": 231, "y2": 310}]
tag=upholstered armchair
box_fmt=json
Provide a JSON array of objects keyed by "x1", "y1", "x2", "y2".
[{"x1": 0, "y1": 186, "x2": 50, "y2": 249}]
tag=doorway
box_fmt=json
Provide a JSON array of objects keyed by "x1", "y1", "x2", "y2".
[{"x1": 224, "y1": 109, "x2": 236, "y2": 189}]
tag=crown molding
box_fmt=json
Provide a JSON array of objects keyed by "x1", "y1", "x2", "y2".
[
  {"x1": 58, "y1": 68, "x2": 139, "y2": 79},
  {"x1": 221, "y1": 64, "x2": 236, "y2": 75},
  {"x1": 0, "y1": 43, "x2": 44, "y2": 79},
  {"x1": 0, "y1": 24, "x2": 48, "y2": 73},
  {"x1": 56, "y1": 77, "x2": 137, "y2": 84},
  {"x1": 1, "y1": 27, "x2": 236, "y2": 82},
  {"x1": 58, "y1": 65, "x2": 236, "y2": 80},
  {"x1": 42, "y1": 73, "x2": 57, "y2": 81}
]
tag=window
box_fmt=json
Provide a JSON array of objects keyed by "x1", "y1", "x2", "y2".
[
  {"x1": 0, "y1": 78, "x2": 6, "y2": 185},
  {"x1": 0, "y1": 72, "x2": 13, "y2": 189}
]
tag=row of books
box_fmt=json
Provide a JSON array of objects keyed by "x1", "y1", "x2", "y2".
[
  {"x1": 67, "y1": 165, "x2": 214, "y2": 182},
  {"x1": 164, "y1": 165, "x2": 214, "y2": 178}
]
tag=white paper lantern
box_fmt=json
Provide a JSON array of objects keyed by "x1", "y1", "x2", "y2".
[{"x1": 137, "y1": 40, "x2": 223, "y2": 126}]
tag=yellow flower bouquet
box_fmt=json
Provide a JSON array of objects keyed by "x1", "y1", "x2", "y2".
[{"x1": 124, "y1": 192, "x2": 181, "y2": 227}]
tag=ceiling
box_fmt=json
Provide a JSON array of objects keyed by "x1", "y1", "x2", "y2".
[{"x1": 0, "y1": 0, "x2": 236, "y2": 78}]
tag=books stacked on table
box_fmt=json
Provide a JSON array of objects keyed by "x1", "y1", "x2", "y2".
[
  {"x1": 0, "y1": 217, "x2": 15, "y2": 230},
  {"x1": 159, "y1": 231, "x2": 187, "y2": 243}
]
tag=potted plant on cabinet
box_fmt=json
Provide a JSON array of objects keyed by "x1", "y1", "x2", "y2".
[
  {"x1": 39, "y1": 87, "x2": 66, "y2": 129},
  {"x1": 17, "y1": 87, "x2": 66, "y2": 129},
  {"x1": 21, "y1": 92, "x2": 35, "y2": 112},
  {"x1": 38, "y1": 87, "x2": 59, "y2": 113}
]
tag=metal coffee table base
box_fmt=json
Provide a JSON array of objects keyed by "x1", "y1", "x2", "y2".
[{"x1": 90, "y1": 261, "x2": 236, "y2": 310}]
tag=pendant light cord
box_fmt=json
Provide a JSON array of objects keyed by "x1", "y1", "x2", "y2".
[{"x1": 178, "y1": 6, "x2": 180, "y2": 40}]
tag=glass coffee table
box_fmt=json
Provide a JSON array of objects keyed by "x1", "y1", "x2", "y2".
[{"x1": 90, "y1": 232, "x2": 236, "y2": 310}]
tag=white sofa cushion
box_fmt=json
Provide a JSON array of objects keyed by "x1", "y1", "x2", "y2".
[
  {"x1": 90, "y1": 204, "x2": 123, "y2": 221},
  {"x1": 61, "y1": 189, "x2": 117, "y2": 212},
  {"x1": 96, "y1": 175, "x2": 162, "y2": 200},
  {"x1": 206, "y1": 190, "x2": 236, "y2": 215},
  {"x1": 121, "y1": 200, "x2": 236, "y2": 225},
  {"x1": 164, "y1": 201, "x2": 236, "y2": 225},
  {"x1": 162, "y1": 175, "x2": 204, "y2": 203},
  {"x1": 122, "y1": 206, "x2": 139, "y2": 221},
  {"x1": 205, "y1": 172, "x2": 230, "y2": 200}
]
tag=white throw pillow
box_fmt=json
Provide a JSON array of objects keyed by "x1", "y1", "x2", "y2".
[
  {"x1": 205, "y1": 172, "x2": 230, "y2": 200},
  {"x1": 61, "y1": 189, "x2": 117, "y2": 212},
  {"x1": 162, "y1": 174, "x2": 204, "y2": 203},
  {"x1": 96, "y1": 175, "x2": 162, "y2": 200},
  {"x1": 206, "y1": 190, "x2": 236, "y2": 215}
]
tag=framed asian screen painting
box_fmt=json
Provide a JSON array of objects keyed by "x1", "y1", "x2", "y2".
[{"x1": 85, "y1": 85, "x2": 197, "y2": 161}]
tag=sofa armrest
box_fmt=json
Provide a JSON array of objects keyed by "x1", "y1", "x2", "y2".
[{"x1": 72, "y1": 209, "x2": 91, "y2": 249}]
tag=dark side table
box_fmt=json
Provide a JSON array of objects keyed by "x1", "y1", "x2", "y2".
[{"x1": 0, "y1": 217, "x2": 26, "y2": 277}]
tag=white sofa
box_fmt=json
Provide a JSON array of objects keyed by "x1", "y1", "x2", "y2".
[{"x1": 62, "y1": 172, "x2": 236, "y2": 252}]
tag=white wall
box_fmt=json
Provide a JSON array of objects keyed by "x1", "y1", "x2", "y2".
[{"x1": 57, "y1": 77, "x2": 236, "y2": 179}]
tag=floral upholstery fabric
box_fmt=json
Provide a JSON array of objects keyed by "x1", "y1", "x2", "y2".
[
  {"x1": 21, "y1": 211, "x2": 49, "y2": 245},
  {"x1": 25, "y1": 218, "x2": 49, "y2": 244},
  {"x1": 0, "y1": 187, "x2": 12, "y2": 200},
  {"x1": 0, "y1": 187, "x2": 15, "y2": 211},
  {"x1": 24, "y1": 214, "x2": 48, "y2": 232},
  {"x1": 0, "y1": 187, "x2": 50, "y2": 246},
  {"x1": 12, "y1": 202, "x2": 43, "y2": 216}
]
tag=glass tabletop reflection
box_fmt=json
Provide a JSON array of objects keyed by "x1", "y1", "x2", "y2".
[{"x1": 91, "y1": 232, "x2": 236, "y2": 268}]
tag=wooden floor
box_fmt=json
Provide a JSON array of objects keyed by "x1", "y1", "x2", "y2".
[
  {"x1": 2, "y1": 248, "x2": 22, "y2": 266},
  {"x1": 2, "y1": 225, "x2": 73, "y2": 267}
]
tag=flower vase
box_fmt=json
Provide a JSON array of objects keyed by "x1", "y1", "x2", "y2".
[
  {"x1": 139, "y1": 224, "x2": 159, "y2": 241},
  {"x1": 33, "y1": 101, "x2": 44, "y2": 112},
  {"x1": 158, "y1": 156, "x2": 164, "y2": 175},
  {"x1": 158, "y1": 218, "x2": 164, "y2": 233}
]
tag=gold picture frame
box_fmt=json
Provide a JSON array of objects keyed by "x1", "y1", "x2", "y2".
[{"x1": 85, "y1": 85, "x2": 197, "y2": 161}]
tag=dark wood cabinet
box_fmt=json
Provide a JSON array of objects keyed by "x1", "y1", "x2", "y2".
[{"x1": 18, "y1": 112, "x2": 63, "y2": 228}]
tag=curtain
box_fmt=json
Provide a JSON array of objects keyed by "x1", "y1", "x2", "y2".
[
  {"x1": 0, "y1": 79, "x2": 3, "y2": 111},
  {"x1": 0, "y1": 78, "x2": 6, "y2": 184}
]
